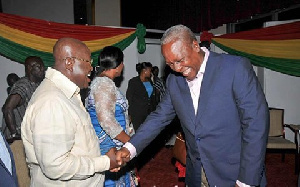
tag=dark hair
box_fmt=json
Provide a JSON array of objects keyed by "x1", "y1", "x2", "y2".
[
  {"x1": 95, "y1": 46, "x2": 124, "y2": 75},
  {"x1": 136, "y1": 62, "x2": 152, "y2": 75},
  {"x1": 152, "y1": 66, "x2": 159, "y2": 72},
  {"x1": 6, "y1": 73, "x2": 20, "y2": 87}
]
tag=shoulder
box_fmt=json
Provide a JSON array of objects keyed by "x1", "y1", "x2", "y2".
[
  {"x1": 10, "y1": 77, "x2": 29, "y2": 88},
  {"x1": 130, "y1": 76, "x2": 140, "y2": 81},
  {"x1": 209, "y1": 51, "x2": 248, "y2": 63},
  {"x1": 128, "y1": 76, "x2": 140, "y2": 85},
  {"x1": 9, "y1": 77, "x2": 36, "y2": 96},
  {"x1": 30, "y1": 79, "x2": 68, "y2": 105},
  {"x1": 208, "y1": 52, "x2": 251, "y2": 72},
  {"x1": 90, "y1": 77, "x2": 116, "y2": 93},
  {"x1": 26, "y1": 89, "x2": 72, "y2": 119}
]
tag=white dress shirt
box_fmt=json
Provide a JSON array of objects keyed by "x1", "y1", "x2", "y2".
[
  {"x1": 21, "y1": 68, "x2": 110, "y2": 187},
  {"x1": 186, "y1": 47, "x2": 209, "y2": 114}
]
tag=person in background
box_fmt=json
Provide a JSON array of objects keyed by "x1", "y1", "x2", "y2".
[
  {"x1": 0, "y1": 132, "x2": 18, "y2": 187},
  {"x1": 151, "y1": 66, "x2": 166, "y2": 101},
  {"x1": 1, "y1": 73, "x2": 20, "y2": 137},
  {"x1": 2, "y1": 56, "x2": 45, "y2": 187},
  {"x1": 126, "y1": 62, "x2": 158, "y2": 132},
  {"x1": 126, "y1": 62, "x2": 162, "y2": 170},
  {"x1": 3, "y1": 56, "x2": 45, "y2": 142},
  {"x1": 21, "y1": 38, "x2": 122, "y2": 186},
  {"x1": 6, "y1": 73, "x2": 20, "y2": 95},
  {"x1": 117, "y1": 24, "x2": 269, "y2": 187},
  {"x1": 85, "y1": 46, "x2": 137, "y2": 186}
]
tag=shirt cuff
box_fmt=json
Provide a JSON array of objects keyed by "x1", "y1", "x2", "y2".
[
  {"x1": 123, "y1": 142, "x2": 137, "y2": 160},
  {"x1": 236, "y1": 180, "x2": 252, "y2": 187},
  {"x1": 93, "y1": 155, "x2": 110, "y2": 172}
]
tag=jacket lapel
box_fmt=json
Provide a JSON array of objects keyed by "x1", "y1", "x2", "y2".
[
  {"x1": 196, "y1": 52, "x2": 221, "y2": 121},
  {"x1": 177, "y1": 75, "x2": 196, "y2": 123}
]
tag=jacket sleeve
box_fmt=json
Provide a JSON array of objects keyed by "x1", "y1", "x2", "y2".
[{"x1": 233, "y1": 57, "x2": 269, "y2": 185}]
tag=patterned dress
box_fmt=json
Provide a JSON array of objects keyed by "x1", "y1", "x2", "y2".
[{"x1": 86, "y1": 76, "x2": 135, "y2": 187}]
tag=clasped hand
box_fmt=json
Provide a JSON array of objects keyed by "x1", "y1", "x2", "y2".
[{"x1": 105, "y1": 147, "x2": 131, "y2": 172}]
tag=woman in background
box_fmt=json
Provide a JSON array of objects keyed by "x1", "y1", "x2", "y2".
[
  {"x1": 86, "y1": 46, "x2": 136, "y2": 187},
  {"x1": 126, "y1": 62, "x2": 161, "y2": 170},
  {"x1": 126, "y1": 62, "x2": 159, "y2": 132}
]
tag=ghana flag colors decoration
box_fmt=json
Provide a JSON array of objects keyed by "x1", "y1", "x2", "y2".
[
  {"x1": 212, "y1": 21, "x2": 300, "y2": 77},
  {"x1": 0, "y1": 12, "x2": 146, "y2": 67}
]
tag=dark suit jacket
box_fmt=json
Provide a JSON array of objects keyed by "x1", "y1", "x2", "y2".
[
  {"x1": 126, "y1": 76, "x2": 159, "y2": 130},
  {"x1": 130, "y1": 52, "x2": 269, "y2": 186},
  {"x1": 0, "y1": 134, "x2": 18, "y2": 187}
]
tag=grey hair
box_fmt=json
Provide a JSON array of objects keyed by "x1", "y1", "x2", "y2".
[{"x1": 160, "y1": 24, "x2": 197, "y2": 45}]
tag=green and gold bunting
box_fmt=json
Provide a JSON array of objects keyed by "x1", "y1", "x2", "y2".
[
  {"x1": 212, "y1": 21, "x2": 300, "y2": 76},
  {"x1": 0, "y1": 13, "x2": 146, "y2": 67}
]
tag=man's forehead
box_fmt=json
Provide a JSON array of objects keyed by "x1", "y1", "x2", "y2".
[{"x1": 170, "y1": 40, "x2": 184, "y2": 55}]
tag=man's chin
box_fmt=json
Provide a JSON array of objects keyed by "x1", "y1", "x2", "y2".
[{"x1": 184, "y1": 74, "x2": 197, "y2": 81}]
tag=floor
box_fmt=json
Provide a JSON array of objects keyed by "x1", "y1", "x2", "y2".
[{"x1": 138, "y1": 146, "x2": 298, "y2": 187}]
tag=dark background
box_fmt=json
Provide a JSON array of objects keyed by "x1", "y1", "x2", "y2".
[{"x1": 120, "y1": 0, "x2": 300, "y2": 33}]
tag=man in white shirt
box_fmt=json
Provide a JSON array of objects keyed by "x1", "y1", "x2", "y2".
[
  {"x1": 117, "y1": 25, "x2": 269, "y2": 187},
  {"x1": 21, "y1": 38, "x2": 121, "y2": 186}
]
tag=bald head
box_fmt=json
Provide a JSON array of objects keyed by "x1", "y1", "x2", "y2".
[
  {"x1": 53, "y1": 38, "x2": 90, "y2": 67},
  {"x1": 52, "y1": 37, "x2": 92, "y2": 89}
]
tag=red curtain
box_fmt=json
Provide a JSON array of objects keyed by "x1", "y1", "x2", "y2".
[{"x1": 121, "y1": 0, "x2": 300, "y2": 33}]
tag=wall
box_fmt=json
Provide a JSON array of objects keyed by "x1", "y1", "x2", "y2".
[
  {"x1": 261, "y1": 21, "x2": 300, "y2": 141},
  {"x1": 138, "y1": 38, "x2": 165, "y2": 77},
  {"x1": 1, "y1": 0, "x2": 74, "y2": 24},
  {"x1": 119, "y1": 39, "x2": 139, "y2": 94},
  {"x1": 265, "y1": 69, "x2": 300, "y2": 124},
  {"x1": 94, "y1": 0, "x2": 120, "y2": 26},
  {"x1": 0, "y1": 56, "x2": 25, "y2": 121}
]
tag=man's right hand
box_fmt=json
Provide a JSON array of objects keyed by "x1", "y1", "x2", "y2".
[
  {"x1": 106, "y1": 147, "x2": 120, "y2": 171},
  {"x1": 116, "y1": 147, "x2": 131, "y2": 166}
]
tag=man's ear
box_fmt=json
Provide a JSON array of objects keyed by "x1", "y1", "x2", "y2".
[
  {"x1": 65, "y1": 58, "x2": 74, "y2": 72},
  {"x1": 193, "y1": 41, "x2": 200, "y2": 52}
]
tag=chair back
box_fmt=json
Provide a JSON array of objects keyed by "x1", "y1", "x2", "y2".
[{"x1": 269, "y1": 108, "x2": 284, "y2": 137}]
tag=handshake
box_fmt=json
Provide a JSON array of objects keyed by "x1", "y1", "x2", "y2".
[{"x1": 105, "y1": 147, "x2": 131, "y2": 172}]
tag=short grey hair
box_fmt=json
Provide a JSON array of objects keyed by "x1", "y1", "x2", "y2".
[{"x1": 161, "y1": 24, "x2": 197, "y2": 45}]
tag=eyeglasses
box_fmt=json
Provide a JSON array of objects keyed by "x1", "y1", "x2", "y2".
[{"x1": 63, "y1": 56, "x2": 93, "y2": 64}]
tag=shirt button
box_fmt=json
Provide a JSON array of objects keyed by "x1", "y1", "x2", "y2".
[{"x1": 197, "y1": 138, "x2": 201, "y2": 141}]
